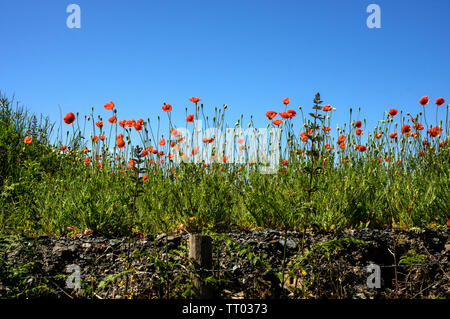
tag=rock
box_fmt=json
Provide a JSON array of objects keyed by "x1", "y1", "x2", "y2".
[{"x1": 279, "y1": 239, "x2": 297, "y2": 250}]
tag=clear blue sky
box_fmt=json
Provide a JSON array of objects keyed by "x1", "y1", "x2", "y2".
[{"x1": 0, "y1": 0, "x2": 449, "y2": 142}]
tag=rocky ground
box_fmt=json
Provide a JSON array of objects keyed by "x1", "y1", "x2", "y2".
[{"x1": 0, "y1": 228, "x2": 448, "y2": 299}]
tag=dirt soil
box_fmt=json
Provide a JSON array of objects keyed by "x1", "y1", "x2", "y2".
[{"x1": 0, "y1": 227, "x2": 448, "y2": 299}]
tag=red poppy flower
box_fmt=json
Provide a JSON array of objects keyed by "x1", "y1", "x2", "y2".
[
  {"x1": 142, "y1": 150, "x2": 149, "y2": 157},
  {"x1": 134, "y1": 123, "x2": 143, "y2": 131},
  {"x1": 92, "y1": 136, "x2": 99, "y2": 143},
  {"x1": 354, "y1": 121, "x2": 362, "y2": 128},
  {"x1": 358, "y1": 145, "x2": 367, "y2": 152},
  {"x1": 413, "y1": 122, "x2": 424, "y2": 130},
  {"x1": 265, "y1": 111, "x2": 277, "y2": 120},
  {"x1": 128, "y1": 160, "x2": 135, "y2": 167},
  {"x1": 390, "y1": 132, "x2": 398, "y2": 139},
  {"x1": 104, "y1": 101, "x2": 115, "y2": 110},
  {"x1": 60, "y1": 145, "x2": 67, "y2": 151},
  {"x1": 439, "y1": 140, "x2": 447, "y2": 148},
  {"x1": 279, "y1": 111, "x2": 290, "y2": 119},
  {"x1": 337, "y1": 135, "x2": 346, "y2": 144},
  {"x1": 237, "y1": 138, "x2": 244, "y2": 144},
  {"x1": 223, "y1": 156, "x2": 229, "y2": 163},
  {"x1": 286, "y1": 109, "x2": 297, "y2": 118},
  {"x1": 322, "y1": 126, "x2": 331, "y2": 132},
  {"x1": 419, "y1": 96, "x2": 429, "y2": 106},
  {"x1": 191, "y1": 146, "x2": 200, "y2": 156},
  {"x1": 84, "y1": 157, "x2": 90, "y2": 164},
  {"x1": 322, "y1": 105, "x2": 332, "y2": 112},
  {"x1": 136, "y1": 118, "x2": 144, "y2": 126},
  {"x1": 109, "y1": 116, "x2": 117, "y2": 124},
  {"x1": 422, "y1": 140, "x2": 429, "y2": 146},
  {"x1": 428, "y1": 126, "x2": 443, "y2": 137},
  {"x1": 435, "y1": 97, "x2": 445, "y2": 106},
  {"x1": 339, "y1": 143, "x2": 346, "y2": 149},
  {"x1": 375, "y1": 133, "x2": 382, "y2": 139},
  {"x1": 24, "y1": 136, "x2": 33, "y2": 144},
  {"x1": 99, "y1": 135, "x2": 105, "y2": 141},
  {"x1": 119, "y1": 120, "x2": 127, "y2": 128},
  {"x1": 401, "y1": 125, "x2": 411, "y2": 134},
  {"x1": 162, "y1": 104, "x2": 172, "y2": 112},
  {"x1": 355, "y1": 129, "x2": 363, "y2": 136},
  {"x1": 202, "y1": 137, "x2": 214, "y2": 143},
  {"x1": 272, "y1": 119, "x2": 283, "y2": 125},
  {"x1": 143, "y1": 175, "x2": 149, "y2": 181},
  {"x1": 95, "y1": 121, "x2": 103, "y2": 128},
  {"x1": 189, "y1": 97, "x2": 201, "y2": 103},
  {"x1": 152, "y1": 149, "x2": 158, "y2": 154},
  {"x1": 64, "y1": 112, "x2": 76, "y2": 124},
  {"x1": 282, "y1": 98, "x2": 289, "y2": 105},
  {"x1": 388, "y1": 109, "x2": 398, "y2": 117},
  {"x1": 159, "y1": 139, "x2": 166, "y2": 146},
  {"x1": 116, "y1": 138, "x2": 125, "y2": 149}
]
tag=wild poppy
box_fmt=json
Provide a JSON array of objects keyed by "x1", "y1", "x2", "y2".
[
  {"x1": 322, "y1": 105, "x2": 332, "y2": 112},
  {"x1": 84, "y1": 157, "x2": 90, "y2": 164},
  {"x1": 356, "y1": 129, "x2": 363, "y2": 136},
  {"x1": 60, "y1": 145, "x2": 67, "y2": 151},
  {"x1": 337, "y1": 135, "x2": 346, "y2": 144},
  {"x1": 413, "y1": 122, "x2": 424, "y2": 130},
  {"x1": 239, "y1": 145, "x2": 245, "y2": 151},
  {"x1": 109, "y1": 116, "x2": 117, "y2": 124},
  {"x1": 186, "y1": 114, "x2": 194, "y2": 123},
  {"x1": 162, "y1": 104, "x2": 172, "y2": 112},
  {"x1": 99, "y1": 135, "x2": 105, "y2": 141},
  {"x1": 142, "y1": 150, "x2": 149, "y2": 157},
  {"x1": 128, "y1": 160, "x2": 135, "y2": 167},
  {"x1": 24, "y1": 136, "x2": 33, "y2": 144},
  {"x1": 390, "y1": 133, "x2": 397, "y2": 139},
  {"x1": 64, "y1": 112, "x2": 76, "y2": 124},
  {"x1": 237, "y1": 138, "x2": 244, "y2": 144},
  {"x1": 358, "y1": 145, "x2": 367, "y2": 152},
  {"x1": 136, "y1": 119, "x2": 144, "y2": 126},
  {"x1": 428, "y1": 126, "x2": 443, "y2": 137},
  {"x1": 119, "y1": 120, "x2": 127, "y2": 128},
  {"x1": 92, "y1": 136, "x2": 99, "y2": 143},
  {"x1": 134, "y1": 123, "x2": 143, "y2": 131},
  {"x1": 419, "y1": 96, "x2": 429, "y2": 106},
  {"x1": 439, "y1": 140, "x2": 447, "y2": 147},
  {"x1": 322, "y1": 126, "x2": 331, "y2": 132},
  {"x1": 104, "y1": 101, "x2": 115, "y2": 110},
  {"x1": 152, "y1": 149, "x2": 158, "y2": 154},
  {"x1": 272, "y1": 119, "x2": 283, "y2": 126},
  {"x1": 265, "y1": 111, "x2": 277, "y2": 120},
  {"x1": 401, "y1": 125, "x2": 411, "y2": 134},
  {"x1": 286, "y1": 109, "x2": 297, "y2": 118},
  {"x1": 223, "y1": 156, "x2": 229, "y2": 163},
  {"x1": 435, "y1": 97, "x2": 445, "y2": 106},
  {"x1": 189, "y1": 97, "x2": 200, "y2": 103},
  {"x1": 202, "y1": 137, "x2": 214, "y2": 143},
  {"x1": 388, "y1": 109, "x2": 398, "y2": 117},
  {"x1": 191, "y1": 146, "x2": 200, "y2": 156},
  {"x1": 95, "y1": 121, "x2": 103, "y2": 128},
  {"x1": 116, "y1": 138, "x2": 125, "y2": 149},
  {"x1": 143, "y1": 175, "x2": 149, "y2": 181},
  {"x1": 159, "y1": 139, "x2": 166, "y2": 146},
  {"x1": 282, "y1": 98, "x2": 289, "y2": 105},
  {"x1": 170, "y1": 141, "x2": 176, "y2": 148},
  {"x1": 279, "y1": 111, "x2": 290, "y2": 119},
  {"x1": 354, "y1": 121, "x2": 362, "y2": 128},
  {"x1": 171, "y1": 128, "x2": 182, "y2": 138},
  {"x1": 282, "y1": 160, "x2": 288, "y2": 166},
  {"x1": 422, "y1": 140, "x2": 429, "y2": 146},
  {"x1": 339, "y1": 143, "x2": 346, "y2": 149}
]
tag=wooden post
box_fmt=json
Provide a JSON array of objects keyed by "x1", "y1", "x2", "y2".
[{"x1": 189, "y1": 234, "x2": 214, "y2": 298}]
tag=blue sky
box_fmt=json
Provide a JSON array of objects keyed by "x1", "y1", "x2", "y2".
[{"x1": 0, "y1": 0, "x2": 449, "y2": 143}]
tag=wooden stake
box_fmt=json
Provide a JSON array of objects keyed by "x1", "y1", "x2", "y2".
[{"x1": 189, "y1": 234, "x2": 213, "y2": 298}]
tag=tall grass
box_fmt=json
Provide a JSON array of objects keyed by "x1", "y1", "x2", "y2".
[{"x1": 0, "y1": 92, "x2": 448, "y2": 237}]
